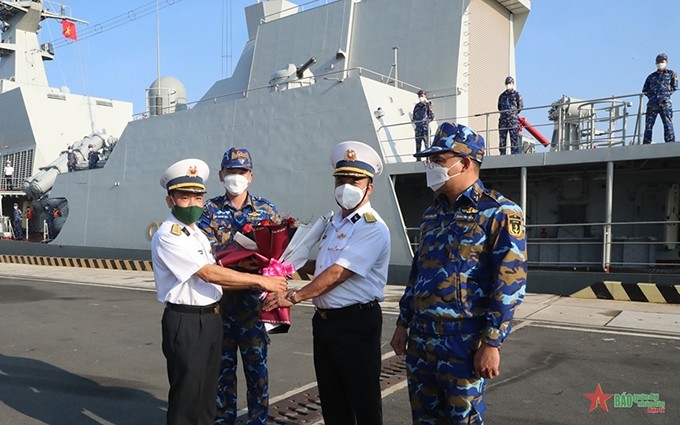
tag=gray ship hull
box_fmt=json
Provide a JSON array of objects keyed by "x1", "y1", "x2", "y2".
[{"x1": 3, "y1": 0, "x2": 680, "y2": 296}]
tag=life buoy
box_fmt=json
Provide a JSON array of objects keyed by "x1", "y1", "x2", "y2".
[{"x1": 147, "y1": 221, "x2": 160, "y2": 240}]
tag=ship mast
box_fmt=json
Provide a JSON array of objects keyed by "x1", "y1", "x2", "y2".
[{"x1": 0, "y1": 0, "x2": 85, "y2": 88}]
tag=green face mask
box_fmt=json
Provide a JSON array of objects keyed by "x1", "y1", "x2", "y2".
[{"x1": 172, "y1": 205, "x2": 203, "y2": 225}]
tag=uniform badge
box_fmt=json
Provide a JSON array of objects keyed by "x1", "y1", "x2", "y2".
[
  {"x1": 363, "y1": 212, "x2": 376, "y2": 223},
  {"x1": 508, "y1": 214, "x2": 524, "y2": 238},
  {"x1": 461, "y1": 206, "x2": 478, "y2": 214},
  {"x1": 454, "y1": 212, "x2": 476, "y2": 222},
  {"x1": 350, "y1": 213, "x2": 361, "y2": 223},
  {"x1": 171, "y1": 224, "x2": 182, "y2": 236},
  {"x1": 344, "y1": 149, "x2": 357, "y2": 162}
]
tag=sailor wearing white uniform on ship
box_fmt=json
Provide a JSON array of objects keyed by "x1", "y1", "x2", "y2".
[
  {"x1": 264, "y1": 141, "x2": 391, "y2": 425},
  {"x1": 152, "y1": 158, "x2": 287, "y2": 425}
]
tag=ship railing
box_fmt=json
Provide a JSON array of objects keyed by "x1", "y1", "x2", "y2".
[
  {"x1": 407, "y1": 220, "x2": 679, "y2": 272},
  {"x1": 133, "y1": 66, "x2": 422, "y2": 119},
  {"x1": 376, "y1": 92, "x2": 680, "y2": 163},
  {"x1": 260, "y1": 0, "x2": 336, "y2": 23},
  {"x1": 526, "y1": 220, "x2": 680, "y2": 272}
]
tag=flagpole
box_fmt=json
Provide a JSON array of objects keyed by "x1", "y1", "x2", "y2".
[{"x1": 156, "y1": 0, "x2": 161, "y2": 85}]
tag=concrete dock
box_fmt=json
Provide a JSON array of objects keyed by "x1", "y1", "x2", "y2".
[{"x1": 0, "y1": 264, "x2": 678, "y2": 424}]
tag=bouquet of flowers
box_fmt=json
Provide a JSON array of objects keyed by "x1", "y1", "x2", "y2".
[{"x1": 215, "y1": 212, "x2": 333, "y2": 333}]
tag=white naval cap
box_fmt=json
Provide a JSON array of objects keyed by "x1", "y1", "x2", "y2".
[
  {"x1": 330, "y1": 141, "x2": 383, "y2": 179},
  {"x1": 160, "y1": 158, "x2": 210, "y2": 193}
]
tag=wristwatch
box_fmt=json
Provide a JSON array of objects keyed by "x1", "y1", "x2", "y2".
[{"x1": 285, "y1": 290, "x2": 299, "y2": 305}]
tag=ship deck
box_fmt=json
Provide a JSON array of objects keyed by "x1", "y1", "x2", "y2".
[{"x1": 0, "y1": 264, "x2": 678, "y2": 424}]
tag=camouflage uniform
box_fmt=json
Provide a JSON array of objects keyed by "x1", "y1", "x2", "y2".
[
  {"x1": 198, "y1": 193, "x2": 278, "y2": 425},
  {"x1": 413, "y1": 96, "x2": 435, "y2": 156},
  {"x1": 643, "y1": 59, "x2": 678, "y2": 143},
  {"x1": 403, "y1": 122, "x2": 527, "y2": 424},
  {"x1": 497, "y1": 87, "x2": 523, "y2": 154},
  {"x1": 12, "y1": 206, "x2": 23, "y2": 240},
  {"x1": 67, "y1": 149, "x2": 77, "y2": 172}
]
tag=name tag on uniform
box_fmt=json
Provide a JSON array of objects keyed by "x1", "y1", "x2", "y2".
[{"x1": 454, "y1": 212, "x2": 476, "y2": 222}]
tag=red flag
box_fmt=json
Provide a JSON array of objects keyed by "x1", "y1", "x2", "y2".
[{"x1": 61, "y1": 20, "x2": 77, "y2": 41}]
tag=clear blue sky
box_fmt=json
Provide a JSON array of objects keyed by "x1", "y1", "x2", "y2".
[{"x1": 42, "y1": 0, "x2": 680, "y2": 140}]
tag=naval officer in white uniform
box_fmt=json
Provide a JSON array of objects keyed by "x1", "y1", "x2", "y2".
[
  {"x1": 152, "y1": 158, "x2": 287, "y2": 425},
  {"x1": 264, "y1": 141, "x2": 391, "y2": 425}
]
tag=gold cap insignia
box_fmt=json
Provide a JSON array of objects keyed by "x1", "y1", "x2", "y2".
[{"x1": 344, "y1": 149, "x2": 357, "y2": 161}]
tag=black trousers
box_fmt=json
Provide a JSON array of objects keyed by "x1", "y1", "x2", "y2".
[
  {"x1": 161, "y1": 307, "x2": 223, "y2": 425},
  {"x1": 312, "y1": 303, "x2": 383, "y2": 425}
]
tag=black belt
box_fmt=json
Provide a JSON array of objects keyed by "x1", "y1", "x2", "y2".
[
  {"x1": 166, "y1": 302, "x2": 220, "y2": 315},
  {"x1": 316, "y1": 300, "x2": 378, "y2": 320}
]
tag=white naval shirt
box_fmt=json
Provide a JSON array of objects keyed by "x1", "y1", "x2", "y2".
[
  {"x1": 151, "y1": 214, "x2": 222, "y2": 305},
  {"x1": 312, "y1": 202, "x2": 391, "y2": 309}
]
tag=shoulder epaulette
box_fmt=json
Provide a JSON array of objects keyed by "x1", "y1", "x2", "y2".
[
  {"x1": 363, "y1": 212, "x2": 376, "y2": 223},
  {"x1": 170, "y1": 224, "x2": 182, "y2": 236}
]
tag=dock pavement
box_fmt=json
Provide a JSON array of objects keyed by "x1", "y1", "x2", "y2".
[{"x1": 0, "y1": 263, "x2": 678, "y2": 424}]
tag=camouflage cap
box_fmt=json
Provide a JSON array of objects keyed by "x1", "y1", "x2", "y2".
[
  {"x1": 656, "y1": 53, "x2": 668, "y2": 63},
  {"x1": 414, "y1": 121, "x2": 485, "y2": 163},
  {"x1": 221, "y1": 147, "x2": 252, "y2": 170},
  {"x1": 505, "y1": 76, "x2": 515, "y2": 84}
]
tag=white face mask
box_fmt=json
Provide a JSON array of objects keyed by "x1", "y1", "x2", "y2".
[
  {"x1": 419, "y1": 96, "x2": 427, "y2": 103},
  {"x1": 425, "y1": 159, "x2": 462, "y2": 192},
  {"x1": 506, "y1": 84, "x2": 514, "y2": 90},
  {"x1": 223, "y1": 173, "x2": 249, "y2": 196},
  {"x1": 334, "y1": 184, "x2": 367, "y2": 210},
  {"x1": 657, "y1": 62, "x2": 667, "y2": 71}
]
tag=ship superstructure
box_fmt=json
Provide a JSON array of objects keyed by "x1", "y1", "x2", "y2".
[{"x1": 0, "y1": 0, "x2": 131, "y2": 221}]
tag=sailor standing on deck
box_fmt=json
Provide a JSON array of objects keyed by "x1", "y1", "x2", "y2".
[
  {"x1": 12, "y1": 203, "x2": 23, "y2": 240},
  {"x1": 151, "y1": 158, "x2": 287, "y2": 425},
  {"x1": 4, "y1": 160, "x2": 14, "y2": 189},
  {"x1": 264, "y1": 141, "x2": 391, "y2": 425},
  {"x1": 87, "y1": 145, "x2": 100, "y2": 169},
  {"x1": 67, "y1": 146, "x2": 77, "y2": 172},
  {"x1": 497, "y1": 76, "x2": 523, "y2": 154},
  {"x1": 390, "y1": 122, "x2": 527, "y2": 425},
  {"x1": 643, "y1": 53, "x2": 678, "y2": 143},
  {"x1": 413, "y1": 90, "x2": 435, "y2": 158}
]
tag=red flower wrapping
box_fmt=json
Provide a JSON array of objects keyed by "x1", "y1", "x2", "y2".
[{"x1": 215, "y1": 218, "x2": 299, "y2": 334}]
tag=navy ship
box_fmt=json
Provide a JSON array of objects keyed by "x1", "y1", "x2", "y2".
[{"x1": 1, "y1": 0, "x2": 679, "y2": 298}]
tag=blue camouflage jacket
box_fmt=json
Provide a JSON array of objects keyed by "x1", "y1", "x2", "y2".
[
  {"x1": 197, "y1": 193, "x2": 279, "y2": 252},
  {"x1": 643, "y1": 69, "x2": 678, "y2": 104},
  {"x1": 412, "y1": 101, "x2": 435, "y2": 134},
  {"x1": 397, "y1": 180, "x2": 527, "y2": 347},
  {"x1": 497, "y1": 89, "x2": 523, "y2": 121}
]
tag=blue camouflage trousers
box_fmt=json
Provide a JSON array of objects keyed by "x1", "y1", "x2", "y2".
[
  {"x1": 415, "y1": 127, "x2": 430, "y2": 157},
  {"x1": 13, "y1": 219, "x2": 24, "y2": 240},
  {"x1": 405, "y1": 323, "x2": 486, "y2": 425},
  {"x1": 215, "y1": 291, "x2": 270, "y2": 425},
  {"x1": 644, "y1": 100, "x2": 675, "y2": 143},
  {"x1": 499, "y1": 115, "x2": 520, "y2": 154}
]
